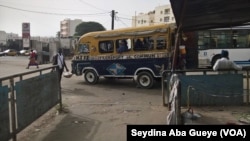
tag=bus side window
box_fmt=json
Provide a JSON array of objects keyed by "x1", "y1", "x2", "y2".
[
  {"x1": 126, "y1": 39, "x2": 132, "y2": 50},
  {"x1": 134, "y1": 37, "x2": 153, "y2": 51},
  {"x1": 116, "y1": 39, "x2": 131, "y2": 53},
  {"x1": 107, "y1": 42, "x2": 113, "y2": 51},
  {"x1": 99, "y1": 41, "x2": 114, "y2": 53},
  {"x1": 143, "y1": 38, "x2": 151, "y2": 49},
  {"x1": 156, "y1": 36, "x2": 167, "y2": 50},
  {"x1": 134, "y1": 38, "x2": 144, "y2": 51}
]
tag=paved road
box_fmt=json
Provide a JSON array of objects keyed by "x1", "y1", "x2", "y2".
[
  {"x1": 1, "y1": 56, "x2": 169, "y2": 141},
  {"x1": 0, "y1": 56, "x2": 29, "y2": 77},
  {"x1": 0, "y1": 56, "x2": 51, "y2": 77}
]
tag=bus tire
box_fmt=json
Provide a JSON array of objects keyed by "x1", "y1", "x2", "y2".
[
  {"x1": 137, "y1": 72, "x2": 154, "y2": 89},
  {"x1": 84, "y1": 70, "x2": 99, "y2": 84}
]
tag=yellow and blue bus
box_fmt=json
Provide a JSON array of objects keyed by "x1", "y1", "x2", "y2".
[{"x1": 71, "y1": 24, "x2": 175, "y2": 88}]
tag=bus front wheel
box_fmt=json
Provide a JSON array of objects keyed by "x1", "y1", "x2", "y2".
[
  {"x1": 84, "y1": 70, "x2": 99, "y2": 84},
  {"x1": 136, "y1": 72, "x2": 154, "y2": 89}
]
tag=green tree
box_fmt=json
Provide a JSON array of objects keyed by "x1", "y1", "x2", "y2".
[{"x1": 74, "y1": 22, "x2": 106, "y2": 37}]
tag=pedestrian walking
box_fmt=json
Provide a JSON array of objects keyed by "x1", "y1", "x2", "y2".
[{"x1": 26, "y1": 49, "x2": 39, "y2": 69}]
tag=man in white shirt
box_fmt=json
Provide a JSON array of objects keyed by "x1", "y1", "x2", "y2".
[
  {"x1": 213, "y1": 50, "x2": 242, "y2": 71},
  {"x1": 52, "y1": 48, "x2": 69, "y2": 83}
]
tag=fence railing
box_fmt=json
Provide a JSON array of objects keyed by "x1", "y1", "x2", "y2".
[
  {"x1": 163, "y1": 69, "x2": 250, "y2": 125},
  {"x1": 0, "y1": 65, "x2": 62, "y2": 141}
]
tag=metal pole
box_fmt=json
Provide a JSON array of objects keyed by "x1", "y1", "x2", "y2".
[
  {"x1": 161, "y1": 72, "x2": 166, "y2": 106},
  {"x1": 10, "y1": 78, "x2": 17, "y2": 141},
  {"x1": 59, "y1": 82, "x2": 63, "y2": 112},
  {"x1": 111, "y1": 10, "x2": 115, "y2": 30},
  {"x1": 176, "y1": 80, "x2": 182, "y2": 124},
  {"x1": 58, "y1": 69, "x2": 63, "y2": 112},
  {"x1": 247, "y1": 70, "x2": 249, "y2": 104}
]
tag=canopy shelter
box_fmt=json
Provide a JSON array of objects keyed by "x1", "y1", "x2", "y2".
[
  {"x1": 169, "y1": 0, "x2": 250, "y2": 70},
  {"x1": 170, "y1": 0, "x2": 250, "y2": 32}
]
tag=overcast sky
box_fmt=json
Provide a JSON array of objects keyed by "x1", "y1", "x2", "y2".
[{"x1": 0, "y1": 0, "x2": 170, "y2": 37}]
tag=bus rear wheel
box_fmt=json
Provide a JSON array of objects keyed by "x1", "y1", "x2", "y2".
[
  {"x1": 84, "y1": 70, "x2": 99, "y2": 84},
  {"x1": 137, "y1": 72, "x2": 154, "y2": 89}
]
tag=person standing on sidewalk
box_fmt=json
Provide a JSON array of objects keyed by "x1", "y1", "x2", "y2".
[
  {"x1": 52, "y1": 48, "x2": 69, "y2": 83},
  {"x1": 26, "y1": 49, "x2": 39, "y2": 69}
]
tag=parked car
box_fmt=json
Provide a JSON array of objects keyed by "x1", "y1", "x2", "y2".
[
  {"x1": 19, "y1": 49, "x2": 29, "y2": 56},
  {"x1": 3, "y1": 49, "x2": 18, "y2": 56}
]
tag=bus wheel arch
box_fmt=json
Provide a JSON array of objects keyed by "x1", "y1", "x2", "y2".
[
  {"x1": 84, "y1": 69, "x2": 99, "y2": 84},
  {"x1": 136, "y1": 71, "x2": 154, "y2": 89},
  {"x1": 211, "y1": 54, "x2": 221, "y2": 68}
]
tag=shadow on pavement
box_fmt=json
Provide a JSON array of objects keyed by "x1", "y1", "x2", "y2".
[{"x1": 41, "y1": 114, "x2": 101, "y2": 141}]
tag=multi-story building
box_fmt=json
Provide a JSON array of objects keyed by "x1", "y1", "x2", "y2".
[
  {"x1": 7, "y1": 33, "x2": 19, "y2": 41},
  {"x1": 0, "y1": 31, "x2": 7, "y2": 46},
  {"x1": 0, "y1": 31, "x2": 7, "y2": 51},
  {"x1": 60, "y1": 19, "x2": 83, "y2": 38},
  {"x1": 31, "y1": 36, "x2": 58, "y2": 43},
  {"x1": 0, "y1": 32, "x2": 19, "y2": 45},
  {"x1": 132, "y1": 4, "x2": 175, "y2": 27}
]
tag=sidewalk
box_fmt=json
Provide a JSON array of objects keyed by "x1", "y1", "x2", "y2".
[{"x1": 16, "y1": 74, "x2": 169, "y2": 141}]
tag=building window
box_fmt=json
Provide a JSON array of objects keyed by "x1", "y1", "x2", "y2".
[
  {"x1": 160, "y1": 18, "x2": 162, "y2": 22},
  {"x1": 164, "y1": 9, "x2": 170, "y2": 14},
  {"x1": 160, "y1": 11, "x2": 163, "y2": 14},
  {"x1": 164, "y1": 17, "x2": 169, "y2": 22}
]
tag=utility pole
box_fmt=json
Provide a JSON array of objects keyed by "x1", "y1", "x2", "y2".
[
  {"x1": 111, "y1": 10, "x2": 115, "y2": 30},
  {"x1": 134, "y1": 11, "x2": 137, "y2": 27}
]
